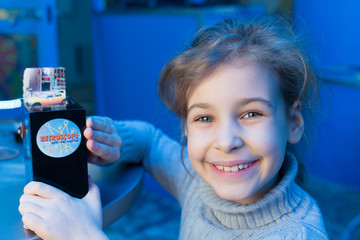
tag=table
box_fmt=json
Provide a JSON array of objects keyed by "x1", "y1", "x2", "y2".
[{"x1": 0, "y1": 122, "x2": 144, "y2": 239}]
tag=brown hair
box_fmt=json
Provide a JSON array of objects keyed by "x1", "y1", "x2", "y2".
[{"x1": 158, "y1": 16, "x2": 318, "y2": 187}]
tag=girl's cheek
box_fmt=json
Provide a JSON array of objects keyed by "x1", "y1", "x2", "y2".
[
  {"x1": 188, "y1": 127, "x2": 214, "y2": 145},
  {"x1": 187, "y1": 135, "x2": 205, "y2": 154},
  {"x1": 187, "y1": 129, "x2": 212, "y2": 156},
  {"x1": 243, "y1": 125, "x2": 277, "y2": 150},
  {"x1": 251, "y1": 124, "x2": 287, "y2": 155}
]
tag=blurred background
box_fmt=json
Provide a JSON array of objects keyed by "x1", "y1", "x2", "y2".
[{"x1": 1, "y1": 0, "x2": 360, "y2": 239}]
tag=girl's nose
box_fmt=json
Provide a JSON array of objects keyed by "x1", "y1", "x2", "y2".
[{"x1": 213, "y1": 120, "x2": 244, "y2": 153}]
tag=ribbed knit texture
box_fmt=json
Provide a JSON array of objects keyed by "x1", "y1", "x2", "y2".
[{"x1": 115, "y1": 120, "x2": 329, "y2": 240}]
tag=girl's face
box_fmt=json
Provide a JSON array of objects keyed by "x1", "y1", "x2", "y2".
[{"x1": 185, "y1": 59, "x2": 303, "y2": 204}]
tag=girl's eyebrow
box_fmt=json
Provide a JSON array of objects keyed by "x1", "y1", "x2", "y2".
[
  {"x1": 239, "y1": 97, "x2": 274, "y2": 109},
  {"x1": 187, "y1": 97, "x2": 273, "y2": 113},
  {"x1": 187, "y1": 103, "x2": 211, "y2": 113}
]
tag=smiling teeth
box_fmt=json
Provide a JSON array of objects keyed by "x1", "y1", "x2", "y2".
[{"x1": 215, "y1": 163, "x2": 252, "y2": 172}]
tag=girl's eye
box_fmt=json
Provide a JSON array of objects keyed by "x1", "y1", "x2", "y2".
[
  {"x1": 242, "y1": 112, "x2": 262, "y2": 119},
  {"x1": 196, "y1": 116, "x2": 214, "y2": 122}
]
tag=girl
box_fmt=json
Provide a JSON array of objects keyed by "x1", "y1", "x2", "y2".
[{"x1": 19, "y1": 16, "x2": 328, "y2": 239}]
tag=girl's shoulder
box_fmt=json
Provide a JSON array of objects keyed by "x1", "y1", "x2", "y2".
[{"x1": 282, "y1": 183, "x2": 329, "y2": 239}]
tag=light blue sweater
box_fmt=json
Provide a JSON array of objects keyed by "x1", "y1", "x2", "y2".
[{"x1": 116, "y1": 120, "x2": 329, "y2": 240}]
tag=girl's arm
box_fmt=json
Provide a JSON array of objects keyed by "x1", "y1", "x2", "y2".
[
  {"x1": 18, "y1": 116, "x2": 187, "y2": 238},
  {"x1": 85, "y1": 116, "x2": 190, "y2": 200}
]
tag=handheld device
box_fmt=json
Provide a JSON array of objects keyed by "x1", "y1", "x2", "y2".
[{"x1": 21, "y1": 67, "x2": 88, "y2": 198}]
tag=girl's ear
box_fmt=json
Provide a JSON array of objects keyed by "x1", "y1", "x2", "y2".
[{"x1": 288, "y1": 100, "x2": 304, "y2": 144}]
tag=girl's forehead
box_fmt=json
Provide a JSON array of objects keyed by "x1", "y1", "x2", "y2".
[{"x1": 187, "y1": 60, "x2": 280, "y2": 98}]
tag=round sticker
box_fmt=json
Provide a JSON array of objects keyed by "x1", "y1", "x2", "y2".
[{"x1": 36, "y1": 118, "x2": 82, "y2": 158}]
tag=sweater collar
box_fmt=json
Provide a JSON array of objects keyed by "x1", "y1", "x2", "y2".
[{"x1": 198, "y1": 152, "x2": 301, "y2": 229}]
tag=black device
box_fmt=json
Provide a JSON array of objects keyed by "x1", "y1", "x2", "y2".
[{"x1": 24, "y1": 98, "x2": 88, "y2": 198}]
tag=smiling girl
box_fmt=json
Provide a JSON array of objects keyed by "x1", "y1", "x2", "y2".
[{"x1": 19, "y1": 16, "x2": 328, "y2": 239}]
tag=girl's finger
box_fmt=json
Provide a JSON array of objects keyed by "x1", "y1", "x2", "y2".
[
  {"x1": 84, "y1": 177, "x2": 101, "y2": 205},
  {"x1": 23, "y1": 181, "x2": 68, "y2": 199},
  {"x1": 86, "y1": 140, "x2": 120, "y2": 161},
  {"x1": 19, "y1": 194, "x2": 47, "y2": 205},
  {"x1": 83, "y1": 177, "x2": 102, "y2": 227},
  {"x1": 84, "y1": 128, "x2": 121, "y2": 148},
  {"x1": 87, "y1": 153, "x2": 105, "y2": 165},
  {"x1": 19, "y1": 200, "x2": 44, "y2": 216},
  {"x1": 21, "y1": 213, "x2": 56, "y2": 240},
  {"x1": 21, "y1": 212, "x2": 44, "y2": 232},
  {"x1": 86, "y1": 117, "x2": 116, "y2": 134},
  {"x1": 87, "y1": 153, "x2": 113, "y2": 165}
]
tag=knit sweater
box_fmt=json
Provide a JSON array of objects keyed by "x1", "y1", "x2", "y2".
[{"x1": 116, "y1": 120, "x2": 329, "y2": 240}]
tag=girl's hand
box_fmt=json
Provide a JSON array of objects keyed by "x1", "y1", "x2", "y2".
[
  {"x1": 18, "y1": 178, "x2": 108, "y2": 240},
  {"x1": 84, "y1": 116, "x2": 122, "y2": 165}
]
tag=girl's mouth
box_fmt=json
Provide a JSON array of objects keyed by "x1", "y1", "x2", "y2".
[
  {"x1": 209, "y1": 160, "x2": 259, "y2": 174},
  {"x1": 213, "y1": 162, "x2": 253, "y2": 172}
]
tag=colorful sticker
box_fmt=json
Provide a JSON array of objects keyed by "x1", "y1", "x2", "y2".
[{"x1": 36, "y1": 118, "x2": 81, "y2": 158}]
